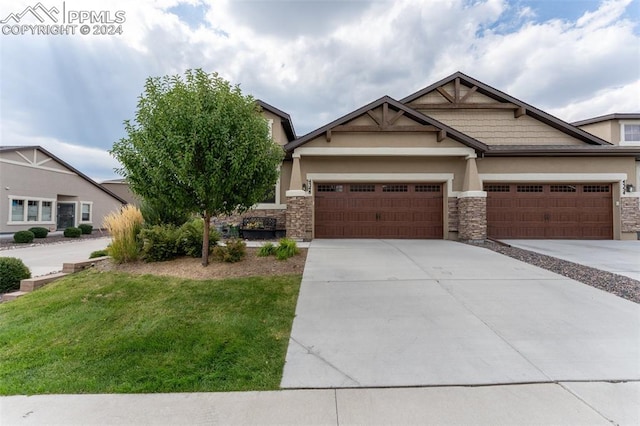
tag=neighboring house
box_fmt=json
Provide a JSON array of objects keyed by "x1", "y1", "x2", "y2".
[
  {"x1": 573, "y1": 113, "x2": 640, "y2": 194},
  {"x1": 0, "y1": 146, "x2": 126, "y2": 234},
  {"x1": 101, "y1": 178, "x2": 141, "y2": 206},
  {"x1": 280, "y1": 72, "x2": 640, "y2": 240}
]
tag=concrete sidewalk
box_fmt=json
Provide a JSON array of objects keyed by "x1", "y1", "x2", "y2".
[
  {"x1": 504, "y1": 240, "x2": 640, "y2": 281},
  {"x1": 0, "y1": 238, "x2": 111, "y2": 277},
  {"x1": 2, "y1": 381, "x2": 638, "y2": 425}
]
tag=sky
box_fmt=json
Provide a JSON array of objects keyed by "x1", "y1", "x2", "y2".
[{"x1": 1, "y1": 0, "x2": 639, "y2": 181}]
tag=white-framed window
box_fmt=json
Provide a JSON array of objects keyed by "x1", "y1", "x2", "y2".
[
  {"x1": 255, "y1": 165, "x2": 285, "y2": 209},
  {"x1": 7, "y1": 196, "x2": 56, "y2": 224},
  {"x1": 80, "y1": 202, "x2": 93, "y2": 223},
  {"x1": 266, "y1": 119, "x2": 274, "y2": 138},
  {"x1": 620, "y1": 121, "x2": 640, "y2": 145}
]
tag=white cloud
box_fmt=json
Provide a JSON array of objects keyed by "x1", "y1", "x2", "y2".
[{"x1": 1, "y1": 0, "x2": 638, "y2": 180}]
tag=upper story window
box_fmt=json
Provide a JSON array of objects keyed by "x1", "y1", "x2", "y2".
[{"x1": 620, "y1": 121, "x2": 640, "y2": 145}]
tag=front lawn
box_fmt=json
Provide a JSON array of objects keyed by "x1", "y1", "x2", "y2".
[{"x1": 0, "y1": 270, "x2": 301, "y2": 394}]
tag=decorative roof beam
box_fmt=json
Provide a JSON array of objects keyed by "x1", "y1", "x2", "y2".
[
  {"x1": 333, "y1": 124, "x2": 439, "y2": 132},
  {"x1": 325, "y1": 129, "x2": 332, "y2": 143},
  {"x1": 515, "y1": 106, "x2": 526, "y2": 118},
  {"x1": 437, "y1": 129, "x2": 447, "y2": 143},
  {"x1": 436, "y1": 87, "x2": 455, "y2": 103},
  {"x1": 366, "y1": 110, "x2": 382, "y2": 126},
  {"x1": 459, "y1": 86, "x2": 478, "y2": 103},
  {"x1": 407, "y1": 102, "x2": 519, "y2": 110}
]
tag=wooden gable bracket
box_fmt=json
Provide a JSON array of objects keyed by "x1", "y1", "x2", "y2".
[
  {"x1": 514, "y1": 106, "x2": 526, "y2": 118},
  {"x1": 437, "y1": 129, "x2": 447, "y2": 142},
  {"x1": 325, "y1": 129, "x2": 332, "y2": 142}
]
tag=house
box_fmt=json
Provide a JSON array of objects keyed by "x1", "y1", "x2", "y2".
[
  {"x1": 100, "y1": 178, "x2": 141, "y2": 206},
  {"x1": 277, "y1": 72, "x2": 640, "y2": 241},
  {"x1": 0, "y1": 146, "x2": 126, "y2": 234}
]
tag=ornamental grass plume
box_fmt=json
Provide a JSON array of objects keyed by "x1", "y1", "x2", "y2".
[{"x1": 103, "y1": 204, "x2": 144, "y2": 263}]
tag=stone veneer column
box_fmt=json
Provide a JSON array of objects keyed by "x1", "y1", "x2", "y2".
[
  {"x1": 621, "y1": 196, "x2": 640, "y2": 234},
  {"x1": 457, "y1": 193, "x2": 487, "y2": 241},
  {"x1": 286, "y1": 194, "x2": 312, "y2": 240}
]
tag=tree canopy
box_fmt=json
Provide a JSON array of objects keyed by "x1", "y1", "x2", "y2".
[{"x1": 111, "y1": 69, "x2": 284, "y2": 265}]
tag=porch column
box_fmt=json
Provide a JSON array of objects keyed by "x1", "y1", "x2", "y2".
[
  {"x1": 458, "y1": 154, "x2": 487, "y2": 241},
  {"x1": 286, "y1": 153, "x2": 312, "y2": 240},
  {"x1": 289, "y1": 153, "x2": 303, "y2": 192}
]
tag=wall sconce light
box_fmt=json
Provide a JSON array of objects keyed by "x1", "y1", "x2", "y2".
[
  {"x1": 626, "y1": 184, "x2": 635, "y2": 193},
  {"x1": 302, "y1": 183, "x2": 307, "y2": 192}
]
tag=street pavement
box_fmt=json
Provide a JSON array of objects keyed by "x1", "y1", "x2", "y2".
[{"x1": 0, "y1": 237, "x2": 111, "y2": 277}]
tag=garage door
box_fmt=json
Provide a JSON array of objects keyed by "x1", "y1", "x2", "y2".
[
  {"x1": 485, "y1": 183, "x2": 613, "y2": 239},
  {"x1": 315, "y1": 183, "x2": 443, "y2": 239}
]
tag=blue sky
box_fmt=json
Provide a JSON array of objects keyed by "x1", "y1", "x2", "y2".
[{"x1": 1, "y1": 0, "x2": 639, "y2": 180}]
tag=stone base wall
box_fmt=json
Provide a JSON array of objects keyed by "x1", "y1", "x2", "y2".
[
  {"x1": 621, "y1": 197, "x2": 640, "y2": 233},
  {"x1": 458, "y1": 197, "x2": 487, "y2": 241},
  {"x1": 213, "y1": 209, "x2": 287, "y2": 229},
  {"x1": 448, "y1": 198, "x2": 459, "y2": 232},
  {"x1": 286, "y1": 196, "x2": 312, "y2": 240}
]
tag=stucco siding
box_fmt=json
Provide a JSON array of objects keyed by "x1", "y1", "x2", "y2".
[
  {"x1": 578, "y1": 121, "x2": 615, "y2": 143},
  {"x1": 300, "y1": 131, "x2": 468, "y2": 149}
]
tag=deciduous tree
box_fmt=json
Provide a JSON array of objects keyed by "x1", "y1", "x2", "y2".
[{"x1": 111, "y1": 69, "x2": 283, "y2": 265}]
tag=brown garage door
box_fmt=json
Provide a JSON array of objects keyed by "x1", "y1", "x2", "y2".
[
  {"x1": 485, "y1": 183, "x2": 613, "y2": 239},
  {"x1": 314, "y1": 183, "x2": 443, "y2": 239}
]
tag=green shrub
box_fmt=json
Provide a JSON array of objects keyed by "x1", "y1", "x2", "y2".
[
  {"x1": 28, "y1": 227, "x2": 49, "y2": 238},
  {"x1": 275, "y1": 238, "x2": 300, "y2": 260},
  {"x1": 103, "y1": 205, "x2": 144, "y2": 263},
  {"x1": 0, "y1": 257, "x2": 31, "y2": 293},
  {"x1": 178, "y1": 219, "x2": 220, "y2": 258},
  {"x1": 139, "y1": 225, "x2": 181, "y2": 262},
  {"x1": 64, "y1": 227, "x2": 82, "y2": 238},
  {"x1": 213, "y1": 239, "x2": 247, "y2": 263},
  {"x1": 89, "y1": 249, "x2": 109, "y2": 259},
  {"x1": 13, "y1": 231, "x2": 35, "y2": 244},
  {"x1": 140, "y1": 199, "x2": 191, "y2": 227},
  {"x1": 257, "y1": 242, "x2": 276, "y2": 257},
  {"x1": 78, "y1": 224, "x2": 93, "y2": 235}
]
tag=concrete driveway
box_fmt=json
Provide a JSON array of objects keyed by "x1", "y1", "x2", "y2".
[
  {"x1": 505, "y1": 240, "x2": 640, "y2": 281},
  {"x1": 281, "y1": 239, "x2": 640, "y2": 388},
  {"x1": 0, "y1": 238, "x2": 111, "y2": 277}
]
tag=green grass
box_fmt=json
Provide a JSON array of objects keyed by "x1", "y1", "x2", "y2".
[{"x1": 0, "y1": 270, "x2": 301, "y2": 395}]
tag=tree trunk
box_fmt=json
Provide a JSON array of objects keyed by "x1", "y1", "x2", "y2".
[{"x1": 202, "y1": 212, "x2": 210, "y2": 267}]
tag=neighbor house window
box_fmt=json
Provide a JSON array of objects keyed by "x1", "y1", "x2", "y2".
[
  {"x1": 41, "y1": 201, "x2": 52, "y2": 221},
  {"x1": 11, "y1": 199, "x2": 24, "y2": 222},
  {"x1": 27, "y1": 200, "x2": 39, "y2": 221},
  {"x1": 80, "y1": 202, "x2": 92, "y2": 222},
  {"x1": 8, "y1": 197, "x2": 55, "y2": 223},
  {"x1": 620, "y1": 121, "x2": 640, "y2": 145}
]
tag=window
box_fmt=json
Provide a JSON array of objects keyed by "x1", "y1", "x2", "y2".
[
  {"x1": 317, "y1": 184, "x2": 343, "y2": 192},
  {"x1": 27, "y1": 201, "x2": 39, "y2": 221},
  {"x1": 382, "y1": 184, "x2": 408, "y2": 192},
  {"x1": 261, "y1": 186, "x2": 276, "y2": 204},
  {"x1": 516, "y1": 185, "x2": 543, "y2": 193},
  {"x1": 350, "y1": 184, "x2": 375, "y2": 192},
  {"x1": 620, "y1": 122, "x2": 640, "y2": 145},
  {"x1": 11, "y1": 199, "x2": 24, "y2": 222},
  {"x1": 415, "y1": 185, "x2": 441, "y2": 192},
  {"x1": 81, "y1": 202, "x2": 92, "y2": 222},
  {"x1": 8, "y1": 197, "x2": 55, "y2": 223},
  {"x1": 484, "y1": 184, "x2": 511, "y2": 192},
  {"x1": 41, "y1": 201, "x2": 52, "y2": 221}
]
